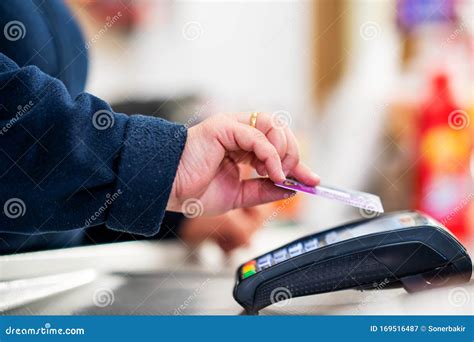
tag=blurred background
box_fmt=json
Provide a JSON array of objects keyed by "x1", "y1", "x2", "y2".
[
  {"x1": 1, "y1": 0, "x2": 473, "y2": 316},
  {"x1": 70, "y1": 0, "x2": 473, "y2": 244}
]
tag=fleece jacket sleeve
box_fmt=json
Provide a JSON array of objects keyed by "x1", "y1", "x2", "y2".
[{"x1": 0, "y1": 52, "x2": 187, "y2": 236}]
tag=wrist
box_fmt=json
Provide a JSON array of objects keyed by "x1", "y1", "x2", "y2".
[{"x1": 166, "y1": 182, "x2": 181, "y2": 212}]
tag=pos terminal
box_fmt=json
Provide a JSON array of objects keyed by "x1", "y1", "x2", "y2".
[{"x1": 233, "y1": 211, "x2": 472, "y2": 314}]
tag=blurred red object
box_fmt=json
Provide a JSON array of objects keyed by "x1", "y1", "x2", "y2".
[
  {"x1": 81, "y1": 0, "x2": 153, "y2": 30},
  {"x1": 415, "y1": 73, "x2": 472, "y2": 241}
]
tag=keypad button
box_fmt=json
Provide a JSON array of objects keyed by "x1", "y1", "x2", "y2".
[
  {"x1": 257, "y1": 254, "x2": 273, "y2": 271},
  {"x1": 325, "y1": 231, "x2": 339, "y2": 244},
  {"x1": 242, "y1": 264, "x2": 255, "y2": 273},
  {"x1": 273, "y1": 248, "x2": 288, "y2": 264},
  {"x1": 242, "y1": 269, "x2": 256, "y2": 279},
  {"x1": 288, "y1": 242, "x2": 303, "y2": 257},
  {"x1": 241, "y1": 260, "x2": 256, "y2": 278},
  {"x1": 304, "y1": 238, "x2": 319, "y2": 251}
]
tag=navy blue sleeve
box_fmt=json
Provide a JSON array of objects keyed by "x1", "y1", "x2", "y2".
[
  {"x1": 0, "y1": 53, "x2": 187, "y2": 236},
  {"x1": 83, "y1": 212, "x2": 186, "y2": 245}
]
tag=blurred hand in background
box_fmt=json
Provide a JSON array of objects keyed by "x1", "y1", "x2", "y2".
[{"x1": 179, "y1": 206, "x2": 272, "y2": 253}]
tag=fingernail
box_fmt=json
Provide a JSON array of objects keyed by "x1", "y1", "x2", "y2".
[{"x1": 279, "y1": 170, "x2": 286, "y2": 181}]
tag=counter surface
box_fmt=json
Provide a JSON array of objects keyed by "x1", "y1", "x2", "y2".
[{"x1": 2, "y1": 226, "x2": 472, "y2": 315}]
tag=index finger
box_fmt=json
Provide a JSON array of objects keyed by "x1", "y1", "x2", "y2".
[{"x1": 288, "y1": 162, "x2": 320, "y2": 186}]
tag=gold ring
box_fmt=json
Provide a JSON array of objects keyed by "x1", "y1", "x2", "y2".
[{"x1": 249, "y1": 112, "x2": 259, "y2": 128}]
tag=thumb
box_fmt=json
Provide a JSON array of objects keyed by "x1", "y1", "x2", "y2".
[{"x1": 233, "y1": 178, "x2": 295, "y2": 209}]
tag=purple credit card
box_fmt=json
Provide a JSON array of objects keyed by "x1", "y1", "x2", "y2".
[{"x1": 274, "y1": 179, "x2": 384, "y2": 213}]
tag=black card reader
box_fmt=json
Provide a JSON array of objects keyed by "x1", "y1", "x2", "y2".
[{"x1": 233, "y1": 211, "x2": 472, "y2": 314}]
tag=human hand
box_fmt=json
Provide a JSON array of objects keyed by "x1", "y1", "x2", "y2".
[
  {"x1": 179, "y1": 206, "x2": 272, "y2": 253},
  {"x1": 167, "y1": 112, "x2": 319, "y2": 215}
]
